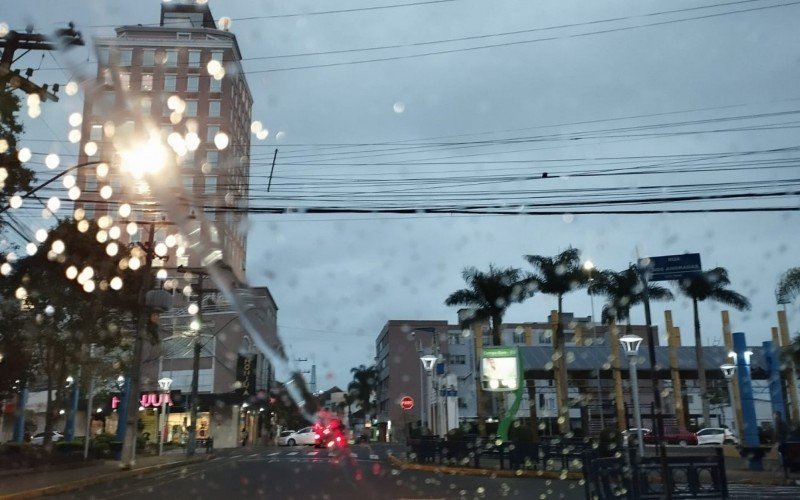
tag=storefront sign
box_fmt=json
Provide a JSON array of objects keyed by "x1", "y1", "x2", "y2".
[{"x1": 111, "y1": 392, "x2": 173, "y2": 409}]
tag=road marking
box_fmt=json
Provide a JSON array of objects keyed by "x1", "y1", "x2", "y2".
[
  {"x1": 287, "y1": 451, "x2": 299, "y2": 456},
  {"x1": 267, "y1": 452, "x2": 280, "y2": 456},
  {"x1": 307, "y1": 451, "x2": 319, "y2": 456},
  {"x1": 249, "y1": 453, "x2": 260, "y2": 458}
]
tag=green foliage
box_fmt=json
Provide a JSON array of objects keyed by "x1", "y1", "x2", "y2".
[
  {"x1": 589, "y1": 264, "x2": 674, "y2": 326},
  {"x1": 347, "y1": 364, "x2": 378, "y2": 418},
  {"x1": 0, "y1": 82, "x2": 36, "y2": 209},
  {"x1": 445, "y1": 264, "x2": 525, "y2": 346},
  {"x1": 446, "y1": 426, "x2": 467, "y2": 442}
]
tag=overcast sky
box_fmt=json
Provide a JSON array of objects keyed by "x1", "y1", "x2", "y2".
[{"x1": 4, "y1": 0, "x2": 800, "y2": 390}]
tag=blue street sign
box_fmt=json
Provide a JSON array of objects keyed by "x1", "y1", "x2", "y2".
[
  {"x1": 440, "y1": 389, "x2": 458, "y2": 397},
  {"x1": 643, "y1": 253, "x2": 702, "y2": 281}
]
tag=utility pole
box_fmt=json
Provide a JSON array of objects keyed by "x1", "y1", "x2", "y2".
[
  {"x1": 83, "y1": 344, "x2": 96, "y2": 459},
  {"x1": 186, "y1": 271, "x2": 205, "y2": 456},
  {"x1": 0, "y1": 24, "x2": 83, "y2": 101}
]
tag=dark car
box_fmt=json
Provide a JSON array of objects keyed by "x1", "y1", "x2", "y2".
[{"x1": 643, "y1": 429, "x2": 697, "y2": 446}]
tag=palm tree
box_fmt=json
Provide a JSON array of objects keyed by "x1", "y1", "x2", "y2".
[
  {"x1": 522, "y1": 247, "x2": 588, "y2": 433},
  {"x1": 777, "y1": 267, "x2": 800, "y2": 304},
  {"x1": 676, "y1": 267, "x2": 750, "y2": 425},
  {"x1": 590, "y1": 265, "x2": 674, "y2": 431},
  {"x1": 590, "y1": 264, "x2": 675, "y2": 334},
  {"x1": 445, "y1": 264, "x2": 525, "y2": 436},
  {"x1": 347, "y1": 365, "x2": 378, "y2": 421},
  {"x1": 444, "y1": 264, "x2": 525, "y2": 346}
]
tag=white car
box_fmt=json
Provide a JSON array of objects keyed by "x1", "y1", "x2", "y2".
[
  {"x1": 276, "y1": 430, "x2": 296, "y2": 446},
  {"x1": 696, "y1": 428, "x2": 738, "y2": 446},
  {"x1": 31, "y1": 431, "x2": 64, "y2": 445},
  {"x1": 284, "y1": 427, "x2": 317, "y2": 446}
]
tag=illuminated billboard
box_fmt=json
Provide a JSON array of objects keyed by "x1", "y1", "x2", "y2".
[{"x1": 481, "y1": 346, "x2": 520, "y2": 392}]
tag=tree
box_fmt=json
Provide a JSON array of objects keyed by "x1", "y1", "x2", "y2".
[
  {"x1": 588, "y1": 264, "x2": 673, "y2": 431},
  {"x1": 0, "y1": 218, "x2": 141, "y2": 447},
  {"x1": 676, "y1": 267, "x2": 750, "y2": 425},
  {"x1": 444, "y1": 264, "x2": 525, "y2": 346},
  {"x1": 777, "y1": 267, "x2": 800, "y2": 304},
  {"x1": 0, "y1": 81, "x2": 36, "y2": 219},
  {"x1": 590, "y1": 264, "x2": 674, "y2": 333},
  {"x1": 522, "y1": 247, "x2": 588, "y2": 433},
  {"x1": 347, "y1": 365, "x2": 378, "y2": 420}
]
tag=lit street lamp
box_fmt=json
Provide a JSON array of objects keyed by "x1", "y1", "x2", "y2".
[
  {"x1": 420, "y1": 354, "x2": 438, "y2": 435},
  {"x1": 157, "y1": 377, "x2": 173, "y2": 456},
  {"x1": 721, "y1": 363, "x2": 737, "y2": 432},
  {"x1": 620, "y1": 334, "x2": 644, "y2": 456}
]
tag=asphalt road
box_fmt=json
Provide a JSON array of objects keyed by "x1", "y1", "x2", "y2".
[{"x1": 52, "y1": 444, "x2": 584, "y2": 500}]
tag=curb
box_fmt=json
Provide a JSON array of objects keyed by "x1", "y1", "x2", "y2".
[
  {"x1": 387, "y1": 454, "x2": 584, "y2": 481},
  {"x1": 0, "y1": 455, "x2": 211, "y2": 500}
]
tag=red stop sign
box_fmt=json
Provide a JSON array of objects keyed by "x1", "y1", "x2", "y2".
[{"x1": 400, "y1": 396, "x2": 414, "y2": 410}]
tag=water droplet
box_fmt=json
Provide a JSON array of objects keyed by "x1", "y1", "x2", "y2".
[
  {"x1": 65, "y1": 81, "x2": 79, "y2": 96},
  {"x1": 84, "y1": 141, "x2": 98, "y2": 156},
  {"x1": 0, "y1": 140, "x2": 7, "y2": 153},
  {"x1": 0, "y1": 23, "x2": 9, "y2": 37},
  {"x1": 45, "y1": 153, "x2": 60, "y2": 169},
  {"x1": 393, "y1": 102, "x2": 405, "y2": 113},
  {"x1": 110, "y1": 277, "x2": 123, "y2": 290},
  {"x1": 77, "y1": 220, "x2": 89, "y2": 233},
  {"x1": 63, "y1": 175, "x2": 76, "y2": 188},
  {"x1": 25, "y1": 242, "x2": 37, "y2": 256},
  {"x1": 51, "y1": 240, "x2": 65, "y2": 254},
  {"x1": 207, "y1": 59, "x2": 222, "y2": 76},
  {"x1": 15, "y1": 287, "x2": 27, "y2": 300},
  {"x1": 106, "y1": 242, "x2": 119, "y2": 256},
  {"x1": 68, "y1": 112, "x2": 83, "y2": 127},
  {"x1": 214, "y1": 132, "x2": 229, "y2": 150},
  {"x1": 256, "y1": 129, "x2": 268, "y2": 140},
  {"x1": 18, "y1": 148, "x2": 32, "y2": 162},
  {"x1": 100, "y1": 185, "x2": 113, "y2": 199},
  {"x1": 250, "y1": 121, "x2": 263, "y2": 134},
  {"x1": 119, "y1": 203, "x2": 132, "y2": 218},
  {"x1": 109, "y1": 226, "x2": 121, "y2": 240},
  {"x1": 68, "y1": 186, "x2": 81, "y2": 200},
  {"x1": 562, "y1": 213, "x2": 575, "y2": 223},
  {"x1": 96, "y1": 163, "x2": 109, "y2": 178},
  {"x1": 35, "y1": 229, "x2": 48, "y2": 242},
  {"x1": 47, "y1": 197, "x2": 61, "y2": 212},
  {"x1": 9, "y1": 195, "x2": 22, "y2": 209}
]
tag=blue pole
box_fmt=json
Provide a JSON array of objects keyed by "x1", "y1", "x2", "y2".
[
  {"x1": 64, "y1": 381, "x2": 79, "y2": 442},
  {"x1": 763, "y1": 340, "x2": 786, "y2": 420},
  {"x1": 12, "y1": 385, "x2": 28, "y2": 443},
  {"x1": 734, "y1": 332, "x2": 763, "y2": 471},
  {"x1": 115, "y1": 377, "x2": 130, "y2": 459}
]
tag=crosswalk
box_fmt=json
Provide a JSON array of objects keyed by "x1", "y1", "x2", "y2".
[
  {"x1": 232, "y1": 448, "x2": 385, "y2": 463},
  {"x1": 728, "y1": 483, "x2": 800, "y2": 498}
]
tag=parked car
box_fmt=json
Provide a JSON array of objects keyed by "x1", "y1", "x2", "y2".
[
  {"x1": 30, "y1": 431, "x2": 64, "y2": 445},
  {"x1": 285, "y1": 427, "x2": 317, "y2": 446},
  {"x1": 276, "y1": 430, "x2": 296, "y2": 446},
  {"x1": 697, "y1": 427, "x2": 739, "y2": 446},
  {"x1": 643, "y1": 429, "x2": 697, "y2": 446}
]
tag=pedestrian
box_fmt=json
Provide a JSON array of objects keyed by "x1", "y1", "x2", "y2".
[{"x1": 241, "y1": 427, "x2": 248, "y2": 447}]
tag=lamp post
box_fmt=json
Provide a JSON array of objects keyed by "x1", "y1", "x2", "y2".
[
  {"x1": 64, "y1": 375, "x2": 78, "y2": 442},
  {"x1": 157, "y1": 377, "x2": 172, "y2": 456},
  {"x1": 620, "y1": 334, "x2": 644, "y2": 456},
  {"x1": 721, "y1": 363, "x2": 737, "y2": 433},
  {"x1": 420, "y1": 355, "x2": 438, "y2": 435}
]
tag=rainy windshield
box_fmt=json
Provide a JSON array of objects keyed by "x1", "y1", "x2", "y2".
[{"x1": 0, "y1": 1, "x2": 799, "y2": 499}]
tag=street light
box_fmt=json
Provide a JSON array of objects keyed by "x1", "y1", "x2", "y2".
[
  {"x1": 620, "y1": 334, "x2": 644, "y2": 456},
  {"x1": 157, "y1": 377, "x2": 173, "y2": 456},
  {"x1": 721, "y1": 363, "x2": 737, "y2": 432},
  {"x1": 420, "y1": 354, "x2": 438, "y2": 435}
]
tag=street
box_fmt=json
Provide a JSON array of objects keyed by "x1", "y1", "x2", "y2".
[{"x1": 52, "y1": 444, "x2": 583, "y2": 500}]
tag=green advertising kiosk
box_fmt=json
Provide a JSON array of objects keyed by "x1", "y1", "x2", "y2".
[{"x1": 481, "y1": 346, "x2": 523, "y2": 442}]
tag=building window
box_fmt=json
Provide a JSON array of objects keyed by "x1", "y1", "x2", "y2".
[
  {"x1": 97, "y1": 47, "x2": 109, "y2": 65},
  {"x1": 183, "y1": 175, "x2": 194, "y2": 192},
  {"x1": 188, "y1": 50, "x2": 201, "y2": 67},
  {"x1": 164, "y1": 75, "x2": 177, "y2": 92},
  {"x1": 83, "y1": 203, "x2": 95, "y2": 220},
  {"x1": 211, "y1": 50, "x2": 224, "y2": 62},
  {"x1": 178, "y1": 32, "x2": 192, "y2": 41},
  {"x1": 208, "y1": 100, "x2": 221, "y2": 117},
  {"x1": 119, "y1": 73, "x2": 130, "y2": 90},
  {"x1": 513, "y1": 330, "x2": 525, "y2": 344},
  {"x1": 209, "y1": 77, "x2": 221, "y2": 92},
  {"x1": 164, "y1": 49, "x2": 178, "y2": 67},
  {"x1": 119, "y1": 49, "x2": 132, "y2": 66},
  {"x1": 206, "y1": 151, "x2": 219, "y2": 169},
  {"x1": 206, "y1": 125, "x2": 219, "y2": 143},
  {"x1": 139, "y1": 97, "x2": 151, "y2": 115},
  {"x1": 90, "y1": 124, "x2": 103, "y2": 141},
  {"x1": 447, "y1": 354, "x2": 466, "y2": 365},
  {"x1": 187, "y1": 75, "x2": 199, "y2": 92},
  {"x1": 185, "y1": 100, "x2": 198, "y2": 117},
  {"x1": 142, "y1": 49, "x2": 155, "y2": 67},
  {"x1": 85, "y1": 174, "x2": 97, "y2": 191},
  {"x1": 141, "y1": 74, "x2": 153, "y2": 92}
]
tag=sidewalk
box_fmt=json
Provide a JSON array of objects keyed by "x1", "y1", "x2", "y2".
[{"x1": 0, "y1": 450, "x2": 212, "y2": 499}]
